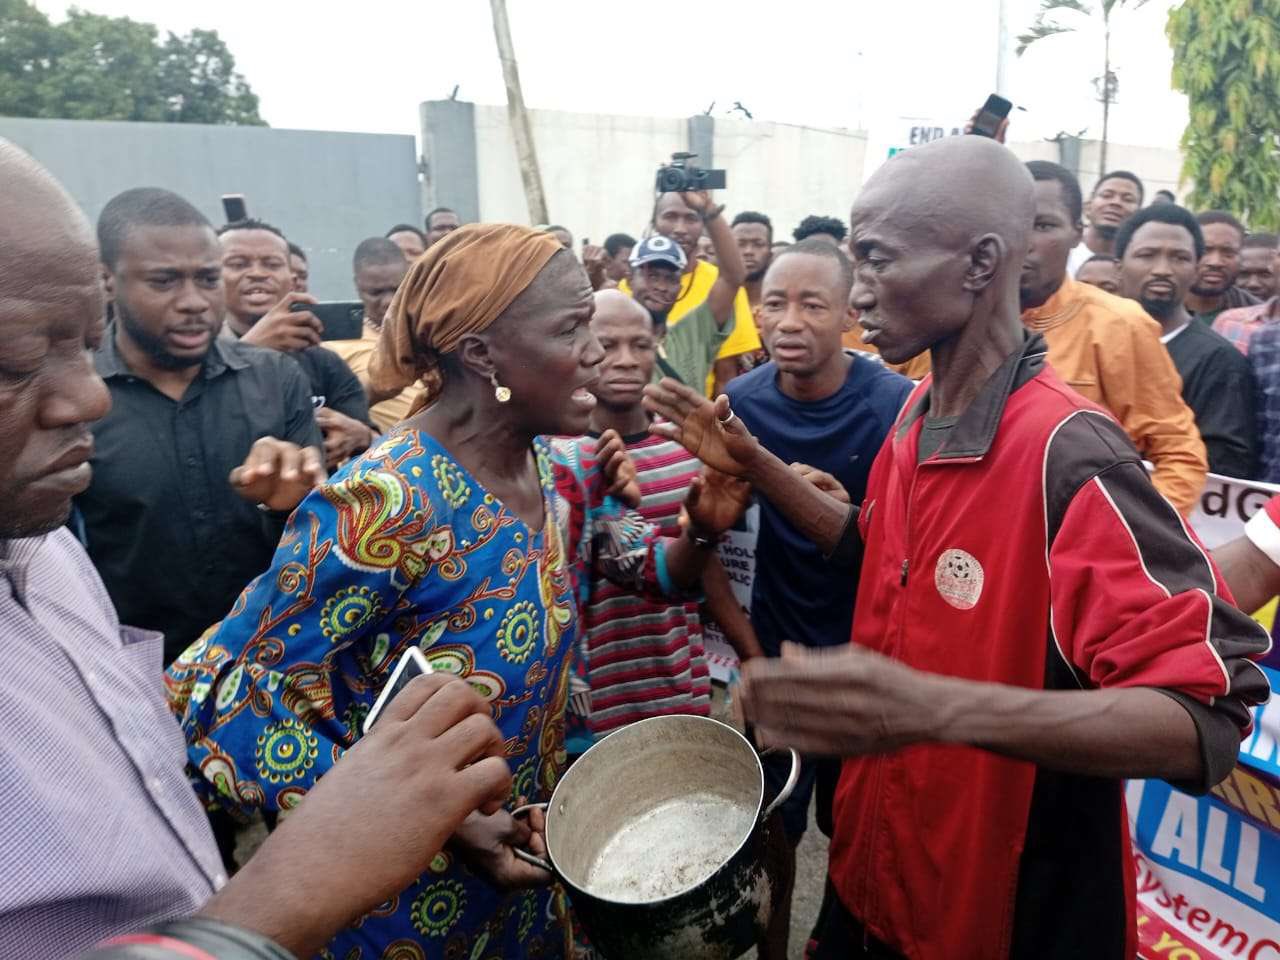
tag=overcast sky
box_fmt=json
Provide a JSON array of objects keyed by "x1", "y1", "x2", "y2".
[{"x1": 34, "y1": 0, "x2": 1188, "y2": 150}]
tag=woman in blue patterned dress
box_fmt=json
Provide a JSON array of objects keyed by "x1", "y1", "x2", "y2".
[{"x1": 166, "y1": 225, "x2": 745, "y2": 960}]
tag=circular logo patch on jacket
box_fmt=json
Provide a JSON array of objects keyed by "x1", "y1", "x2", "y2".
[{"x1": 934, "y1": 548, "x2": 984, "y2": 610}]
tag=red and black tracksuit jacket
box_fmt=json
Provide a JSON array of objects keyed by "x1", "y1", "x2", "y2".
[{"x1": 826, "y1": 335, "x2": 1271, "y2": 960}]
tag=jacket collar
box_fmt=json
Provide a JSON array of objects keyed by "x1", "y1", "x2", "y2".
[
  {"x1": 898, "y1": 332, "x2": 1047, "y2": 460},
  {"x1": 97, "y1": 322, "x2": 250, "y2": 380}
]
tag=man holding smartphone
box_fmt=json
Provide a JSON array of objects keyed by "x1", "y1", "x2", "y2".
[{"x1": 217, "y1": 219, "x2": 376, "y2": 467}]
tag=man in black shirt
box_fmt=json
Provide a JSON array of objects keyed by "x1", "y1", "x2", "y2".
[
  {"x1": 1117, "y1": 203, "x2": 1258, "y2": 478},
  {"x1": 1185, "y1": 210, "x2": 1261, "y2": 324},
  {"x1": 80, "y1": 188, "x2": 326, "y2": 663},
  {"x1": 216, "y1": 219, "x2": 374, "y2": 468}
]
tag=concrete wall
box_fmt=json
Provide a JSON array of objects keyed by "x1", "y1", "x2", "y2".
[
  {"x1": 0, "y1": 116, "x2": 421, "y2": 300},
  {"x1": 711, "y1": 117, "x2": 869, "y2": 240},
  {"x1": 470, "y1": 104, "x2": 686, "y2": 243},
  {"x1": 448, "y1": 102, "x2": 874, "y2": 244},
  {"x1": 430, "y1": 100, "x2": 1191, "y2": 248}
]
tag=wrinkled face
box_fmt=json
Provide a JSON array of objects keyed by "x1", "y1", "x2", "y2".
[
  {"x1": 219, "y1": 228, "x2": 293, "y2": 322},
  {"x1": 426, "y1": 211, "x2": 461, "y2": 247},
  {"x1": 1075, "y1": 259, "x2": 1121, "y2": 294},
  {"x1": 654, "y1": 193, "x2": 703, "y2": 261},
  {"x1": 1120, "y1": 221, "x2": 1198, "y2": 320},
  {"x1": 628, "y1": 261, "x2": 682, "y2": 315},
  {"x1": 758, "y1": 252, "x2": 853, "y2": 377},
  {"x1": 388, "y1": 229, "x2": 426, "y2": 262},
  {"x1": 1088, "y1": 177, "x2": 1141, "y2": 231},
  {"x1": 289, "y1": 253, "x2": 309, "y2": 292},
  {"x1": 1238, "y1": 246, "x2": 1279, "y2": 300},
  {"x1": 355, "y1": 259, "x2": 408, "y2": 327},
  {"x1": 110, "y1": 223, "x2": 225, "y2": 369},
  {"x1": 0, "y1": 197, "x2": 112, "y2": 537},
  {"x1": 849, "y1": 186, "x2": 976, "y2": 365},
  {"x1": 1021, "y1": 179, "x2": 1082, "y2": 308},
  {"x1": 733, "y1": 222, "x2": 772, "y2": 281},
  {"x1": 591, "y1": 298, "x2": 656, "y2": 409},
  {"x1": 1194, "y1": 222, "x2": 1244, "y2": 296},
  {"x1": 481, "y1": 253, "x2": 604, "y2": 436}
]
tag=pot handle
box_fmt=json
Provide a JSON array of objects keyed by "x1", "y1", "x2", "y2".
[
  {"x1": 510, "y1": 802, "x2": 555, "y2": 873},
  {"x1": 760, "y1": 747, "x2": 801, "y2": 821}
]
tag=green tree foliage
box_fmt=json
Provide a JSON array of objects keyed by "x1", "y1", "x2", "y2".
[
  {"x1": 1168, "y1": 0, "x2": 1280, "y2": 227},
  {"x1": 0, "y1": 0, "x2": 264, "y2": 125}
]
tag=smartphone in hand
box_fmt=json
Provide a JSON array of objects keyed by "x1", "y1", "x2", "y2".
[
  {"x1": 970, "y1": 94, "x2": 1013, "y2": 139},
  {"x1": 363, "y1": 647, "x2": 433, "y2": 734}
]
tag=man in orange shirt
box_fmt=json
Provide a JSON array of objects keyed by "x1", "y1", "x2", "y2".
[{"x1": 1020, "y1": 161, "x2": 1207, "y2": 514}]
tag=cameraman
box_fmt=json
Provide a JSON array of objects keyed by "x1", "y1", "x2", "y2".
[
  {"x1": 625, "y1": 191, "x2": 745, "y2": 392},
  {"x1": 623, "y1": 186, "x2": 760, "y2": 396}
]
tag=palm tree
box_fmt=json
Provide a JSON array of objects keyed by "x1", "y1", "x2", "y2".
[{"x1": 1017, "y1": 0, "x2": 1149, "y2": 173}]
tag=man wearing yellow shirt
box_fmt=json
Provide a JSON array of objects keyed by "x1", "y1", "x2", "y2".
[
  {"x1": 1021, "y1": 161, "x2": 1207, "y2": 514},
  {"x1": 621, "y1": 190, "x2": 762, "y2": 396},
  {"x1": 324, "y1": 238, "x2": 425, "y2": 431}
]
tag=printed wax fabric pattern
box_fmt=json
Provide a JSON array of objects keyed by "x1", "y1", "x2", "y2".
[{"x1": 167, "y1": 430, "x2": 662, "y2": 960}]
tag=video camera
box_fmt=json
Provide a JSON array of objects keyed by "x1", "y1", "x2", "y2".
[{"x1": 655, "y1": 152, "x2": 726, "y2": 193}]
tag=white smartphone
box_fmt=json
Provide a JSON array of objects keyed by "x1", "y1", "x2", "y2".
[{"x1": 363, "y1": 647, "x2": 432, "y2": 735}]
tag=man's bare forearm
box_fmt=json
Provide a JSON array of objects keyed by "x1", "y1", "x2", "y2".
[
  {"x1": 744, "y1": 449, "x2": 854, "y2": 556},
  {"x1": 932, "y1": 677, "x2": 1202, "y2": 781},
  {"x1": 1212, "y1": 534, "x2": 1280, "y2": 615}
]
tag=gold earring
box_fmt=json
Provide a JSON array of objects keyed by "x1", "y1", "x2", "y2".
[{"x1": 490, "y1": 372, "x2": 511, "y2": 403}]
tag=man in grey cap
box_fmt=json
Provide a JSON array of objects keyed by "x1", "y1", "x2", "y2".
[{"x1": 625, "y1": 212, "x2": 742, "y2": 391}]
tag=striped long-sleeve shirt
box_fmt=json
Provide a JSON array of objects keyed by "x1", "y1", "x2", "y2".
[{"x1": 555, "y1": 430, "x2": 711, "y2": 737}]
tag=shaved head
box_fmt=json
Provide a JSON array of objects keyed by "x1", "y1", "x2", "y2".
[
  {"x1": 849, "y1": 136, "x2": 1034, "y2": 367},
  {"x1": 0, "y1": 139, "x2": 111, "y2": 536},
  {"x1": 593, "y1": 288, "x2": 651, "y2": 326},
  {"x1": 591, "y1": 288, "x2": 657, "y2": 412},
  {"x1": 1, "y1": 141, "x2": 98, "y2": 303},
  {"x1": 855, "y1": 136, "x2": 1034, "y2": 261}
]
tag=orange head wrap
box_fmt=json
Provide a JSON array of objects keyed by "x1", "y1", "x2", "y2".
[{"x1": 370, "y1": 223, "x2": 564, "y2": 405}]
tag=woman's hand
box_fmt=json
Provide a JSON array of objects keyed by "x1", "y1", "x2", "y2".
[
  {"x1": 597, "y1": 428, "x2": 642, "y2": 508},
  {"x1": 451, "y1": 804, "x2": 552, "y2": 890},
  {"x1": 683, "y1": 466, "x2": 752, "y2": 538}
]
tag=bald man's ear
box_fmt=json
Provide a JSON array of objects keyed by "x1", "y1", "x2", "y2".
[{"x1": 963, "y1": 234, "x2": 1004, "y2": 294}]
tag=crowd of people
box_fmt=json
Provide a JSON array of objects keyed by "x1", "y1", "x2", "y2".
[{"x1": 2, "y1": 120, "x2": 1279, "y2": 960}]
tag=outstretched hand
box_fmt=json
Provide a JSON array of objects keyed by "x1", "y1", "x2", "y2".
[
  {"x1": 597, "y1": 428, "x2": 642, "y2": 508},
  {"x1": 741, "y1": 642, "x2": 942, "y2": 756},
  {"x1": 682, "y1": 466, "x2": 752, "y2": 538},
  {"x1": 229, "y1": 437, "x2": 326, "y2": 512},
  {"x1": 643, "y1": 379, "x2": 761, "y2": 478}
]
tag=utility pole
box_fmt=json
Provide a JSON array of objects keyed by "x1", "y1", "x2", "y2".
[
  {"x1": 995, "y1": 0, "x2": 1010, "y2": 95},
  {"x1": 489, "y1": 0, "x2": 548, "y2": 225}
]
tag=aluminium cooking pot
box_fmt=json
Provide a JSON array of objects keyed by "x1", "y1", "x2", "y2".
[{"x1": 513, "y1": 714, "x2": 799, "y2": 960}]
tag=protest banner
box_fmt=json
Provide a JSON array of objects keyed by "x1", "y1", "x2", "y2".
[{"x1": 1135, "y1": 473, "x2": 1280, "y2": 959}]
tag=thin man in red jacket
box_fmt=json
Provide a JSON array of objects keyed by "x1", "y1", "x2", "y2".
[{"x1": 644, "y1": 134, "x2": 1271, "y2": 960}]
